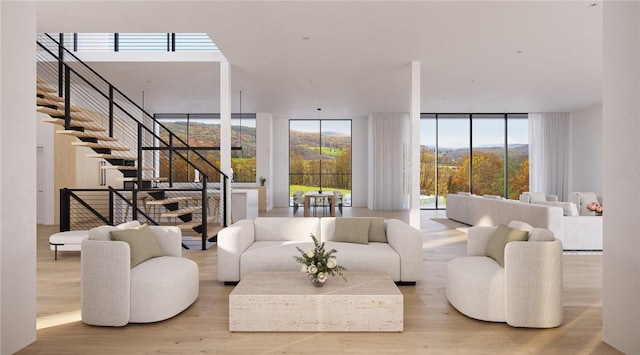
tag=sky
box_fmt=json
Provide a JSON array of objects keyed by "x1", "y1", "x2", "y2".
[{"x1": 420, "y1": 118, "x2": 528, "y2": 148}]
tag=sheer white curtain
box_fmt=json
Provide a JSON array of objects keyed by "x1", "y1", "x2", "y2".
[
  {"x1": 368, "y1": 113, "x2": 410, "y2": 210},
  {"x1": 529, "y1": 112, "x2": 571, "y2": 201}
]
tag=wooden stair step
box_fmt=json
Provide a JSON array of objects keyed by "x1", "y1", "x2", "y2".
[
  {"x1": 100, "y1": 165, "x2": 152, "y2": 171},
  {"x1": 177, "y1": 216, "x2": 217, "y2": 230},
  {"x1": 87, "y1": 153, "x2": 137, "y2": 161},
  {"x1": 41, "y1": 118, "x2": 106, "y2": 132},
  {"x1": 117, "y1": 177, "x2": 168, "y2": 182},
  {"x1": 160, "y1": 207, "x2": 199, "y2": 218},
  {"x1": 36, "y1": 83, "x2": 56, "y2": 93},
  {"x1": 71, "y1": 141, "x2": 130, "y2": 151},
  {"x1": 36, "y1": 97, "x2": 82, "y2": 112},
  {"x1": 37, "y1": 107, "x2": 95, "y2": 122},
  {"x1": 38, "y1": 92, "x2": 64, "y2": 102},
  {"x1": 146, "y1": 197, "x2": 190, "y2": 205},
  {"x1": 56, "y1": 130, "x2": 118, "y2": 142}
]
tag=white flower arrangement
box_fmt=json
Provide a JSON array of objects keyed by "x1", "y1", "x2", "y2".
[{"x1": 293, "y1": 234, "x2": 346, "y2": 285}]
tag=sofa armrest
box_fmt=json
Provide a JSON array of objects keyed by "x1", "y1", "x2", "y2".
[
  {"x1": 466, "y1": 226, "x2": 497, "y2": 256},
  {"x1": 546, "y1": 195, "x2": 559, "y2": 202},
  {"x1": 385, "y1": 219, "x2": 423, "y2": 282},
  {"x1": 504, "y1": 240, "x2": 563, "y2": 328},
  {"x1": 81, "y1": 239, "x2": 131, "y2": 326},
  {"x1": 149, "y1": 225, "x2": 182, "y2": 257},
  {"x1": 217, "y1": 219, "x2": 256, "y2": 282}
]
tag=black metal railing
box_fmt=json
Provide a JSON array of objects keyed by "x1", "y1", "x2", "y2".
[
  {"x1": 39, "y1": 33, "x2": 229, "y2": 249},
  {"x1": 61, "y1": 32, "x2": 218, "y2": 52}
]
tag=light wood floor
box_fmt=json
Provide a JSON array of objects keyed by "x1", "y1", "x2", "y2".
[{"x1": 18, "y1": 209, "x2": 620, "y2": 354}]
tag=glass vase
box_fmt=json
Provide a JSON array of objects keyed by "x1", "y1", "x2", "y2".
[{"x1": 311, "y1": 278, "x2": 325, "y2": 287}]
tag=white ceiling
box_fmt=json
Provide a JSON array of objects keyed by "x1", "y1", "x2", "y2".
[{"x1": 36, "y1": 1, "x2": 603, "y2": 118}]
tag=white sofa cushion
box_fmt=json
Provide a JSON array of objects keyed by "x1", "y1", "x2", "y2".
[
  {"x1": 446, "y1": 256, "x2": 505, "y2": 322},
  {"x1": 253, "y1": 217, "x2": 320, "y2": 242},
  {"x1": 324, "y1": 241, "x2": 401, "y2": 281},
  {"x1": 576, "y1": 192, "x2": 600, "y2": 216},
  {"x1": 527, "y1": 192, "x2": 547, "y2": 203},
  {"x1": 240, "y1": 241, "x2": 314, "y2": 278},
  {"x1": 533, "y1": 201, "x2": 579, "y2": 216},
  {"x1": 129, "y1": 256, "x2": 199, "y2": 323}
]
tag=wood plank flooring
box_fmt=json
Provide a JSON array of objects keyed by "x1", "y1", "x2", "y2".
[{"x1": 18, "y1": 209, "x2": 621, "y2": 354}]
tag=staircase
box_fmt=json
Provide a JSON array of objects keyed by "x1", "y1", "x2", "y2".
[{"x1": 37, "y1": 33, "x2": 229, "y2": 250}]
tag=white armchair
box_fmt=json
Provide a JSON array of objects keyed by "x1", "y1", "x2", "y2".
[
  {"x1": 569, "y1": 192, "x2": 603, "y2": 216},
  {"x1": 446, "y1": 221, "x2": 563, "y2": 328},
  {"x1": 81, "y1": 223, "x2": 199, "y2": 326},
  {"x1": 519, "y1": 192, "x2": 559, "y2": 203}
]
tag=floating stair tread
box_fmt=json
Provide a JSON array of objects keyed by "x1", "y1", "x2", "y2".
[
  {"x1": 177, "y1": 216, "x2": 218, "y2": 230},
  {"x1": 117, "y1": 177, "x2": 168, "y2": 182},
  {"x1": 37, "y1": 107, "x2": 95, "y2": 122},
  {"x1": 71, "y1": 141, "x2": 130, "y2": 151},
  {"x1": 160, "y1": 207, "x2": 199, "y2": 218},
  {"x1": 36, "y1": 83, "x2": 57, "y2": 93},
  {"x1": 36, "y1": 97, "x2": 82, "y2": 112},
  {"x1": 37, "y1": 92, "x2": 64, "y2": 102},
  {"x1": 41, "y1": 118, "x2": 106, "y2": 132},
  {"x1": 87, "y1": 153, "x2": 137, "y2": 161},
  {"x1": 56, "y1": 130, "x2": 118, "y2": 141},
  {"x1": 146, "y1": 197, "x2": 190, "y2": 205},
  {"x1": 100, "y1": 165, "x2": 152, "y2": 171}
]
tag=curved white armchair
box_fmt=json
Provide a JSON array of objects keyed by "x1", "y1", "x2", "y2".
[
  {"x1": 446, "y1": 221, "x2": 563, "y2": 328},
  {"x1": 81, "y1": 223, "x2": 199, "y2": 326}
]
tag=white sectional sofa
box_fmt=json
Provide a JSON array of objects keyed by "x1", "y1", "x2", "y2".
[
  {"x1": 217, "y1": 217, "x2": 423, "y2": 284},
  {"x1": 446, "y1": 193, "x2": 602, "y2": 250}
]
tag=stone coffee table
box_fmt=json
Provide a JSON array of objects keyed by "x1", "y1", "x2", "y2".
[{"x1": 229, "y1": 271, "x2": 403, "y2": 332}]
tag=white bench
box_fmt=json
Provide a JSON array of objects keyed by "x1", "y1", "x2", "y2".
[{"x1": 49, "y1": 230, "x2": 88, "y2": 260}]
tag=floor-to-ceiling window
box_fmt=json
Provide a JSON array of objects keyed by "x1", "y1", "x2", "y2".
[
  {"x1": 437, "y1": 115, "x2": 471, "y2": 208},
  {"x1": 420, "y1": 113, "x2": 528, "y2": 209},
  {"x1": 289, "y1": 120, "x2": 352, "y2": 206},
  {"x1": 155, "y1": 113, "x2": 257, "y2": 183}
]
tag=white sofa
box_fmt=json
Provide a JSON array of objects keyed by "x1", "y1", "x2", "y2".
[
  {"x1": 446, "y1": 193, "x2": 602, "y2": 250},
  {"x1": 519, "y1": 192, "x2": 558, "y2": 203},
  {"x1": 217, "y1": 217, "x2": 423, "y2": 284},
  {"x1": 81, "y1": 223, "x2": 199, "y2": 326},
  {"x1": 446, "y1": 221, "x2": 563, "y2": 328}
]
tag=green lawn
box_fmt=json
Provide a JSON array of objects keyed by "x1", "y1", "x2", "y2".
[{"x1": 289, "y1": 185, "x2": 350, "y2": 196}]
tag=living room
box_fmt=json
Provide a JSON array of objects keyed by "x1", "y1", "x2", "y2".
[{"x1": 1, "y1": 1, "x2": 638, "y2": 354}]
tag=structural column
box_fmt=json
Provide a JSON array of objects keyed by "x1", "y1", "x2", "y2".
[
  {"x1": 220, "y1": 61, "x2": 232, "y2": 224},
  {"x1": 602, "y1": 2, "x2": 640, "y2": 354},
  {"x1": 0, "y1": 2, "x2": 37, "y2": 353},
  {"x1": 409, "y1": 61, "x2": 421, "y2": 229}
]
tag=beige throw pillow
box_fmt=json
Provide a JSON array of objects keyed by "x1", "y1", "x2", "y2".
[
  {"x1": 367, "y1": 217, "x2": 387, "y2": 242},
  {"x1": 110, "y1": 224, "x2": 164, "y2": 268},
  {"x1": 333, "y1": 218, "x2": 371, "y2": 244},
  {"x1": 486, "y1": 224, "x2": 529, "y2": 267}
]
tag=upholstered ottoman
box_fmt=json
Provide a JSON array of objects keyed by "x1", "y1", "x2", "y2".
[{"x1": 49, "y1": 230, "x2": 88, "y2": 260}]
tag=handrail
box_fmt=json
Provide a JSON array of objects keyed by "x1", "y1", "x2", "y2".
[{"x1": 39, "y1": 33, "x2": 229, "y2": 182}]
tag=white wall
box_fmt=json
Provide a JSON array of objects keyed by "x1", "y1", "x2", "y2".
[
  {"x1": 570, "y1": 104, "x2": 603, "y2": 195},
  {"x1": 602, "y1": 2, "x2": 640, "y2": 353},
  {"x1": 272, "y1": 117, "x2": 290, "y2": 207},
  {"x1": 271, "y1": 116, "x2": 368, "y2": 208},
  {"x1": 0, "y1": 2, "x2": 37, "y2": 353}
]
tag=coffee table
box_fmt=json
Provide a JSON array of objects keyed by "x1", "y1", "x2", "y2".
[{"x1": 229, "y1": 271, "x2": 403, "y2": 332}]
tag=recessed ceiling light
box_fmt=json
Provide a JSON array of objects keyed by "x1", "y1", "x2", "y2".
[
  {"x1": 317, "y1": 108, "x2": 322, "y2": 111},
  {"x1": 516, "y1": 50, "x2": 523, "y2": 54},
  {"x1": 303, "y1": 36, "x2": 310, "y2": 40},
  {"x1": 588, "y1": 3, "x2": 599, "y2": 7}
]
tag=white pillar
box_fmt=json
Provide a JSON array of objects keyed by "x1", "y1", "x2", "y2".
[
  {"x1": 409, "y1": 61, "x2": 421, "y2": 229},
  {"x1": 602, "y1": 2, "x2": 640, "y2": 353},
  {"x1": 0, "y1": 2, "x2": 37, "y2": 353},
  {"x1": 220, "y1": 61, "x2": 232, "y2": 224},
  {"x1": 256, "y1": 113, "x2": 273, "y2": 210}
]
